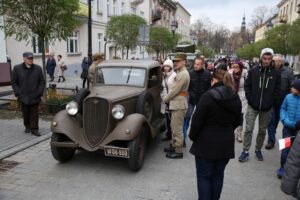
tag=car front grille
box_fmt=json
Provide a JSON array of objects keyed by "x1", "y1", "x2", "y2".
[{"x1": 83, "y1": 97, "x2": 109, "y2": 147}]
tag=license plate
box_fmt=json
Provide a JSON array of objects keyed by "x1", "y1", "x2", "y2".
[{"x1": 104, "y1": 146, "x2": 130, "y2": 158}]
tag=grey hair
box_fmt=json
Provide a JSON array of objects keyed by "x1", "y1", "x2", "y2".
[{"x1": 273, "y1": 54, "x2": 285, "y2": 62}]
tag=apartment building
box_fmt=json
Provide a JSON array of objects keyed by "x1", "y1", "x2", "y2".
[{"x1": 174, "y1": 1, "x2": 191, "y2": 43}]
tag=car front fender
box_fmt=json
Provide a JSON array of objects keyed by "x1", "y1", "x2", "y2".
[{"x1": 101, "y1": 113, "x2": 155, "y2": 145}]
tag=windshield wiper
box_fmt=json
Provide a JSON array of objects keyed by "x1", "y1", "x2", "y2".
[{"x1": 126, "y1": 66, "x2": 132, "y2": 84}]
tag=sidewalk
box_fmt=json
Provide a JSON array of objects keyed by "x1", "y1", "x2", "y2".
[{"x1": 0, "y1": 72, "x2": 83, "y2": 160}]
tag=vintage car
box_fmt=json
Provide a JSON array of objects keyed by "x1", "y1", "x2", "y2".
[{"x1": 50, "y1": 60, "x2": 166, "y2": 171}]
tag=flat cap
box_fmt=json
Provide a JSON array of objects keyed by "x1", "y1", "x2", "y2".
[{"x1": 23, "y1": 52, "x2": 34, "y2": 58}]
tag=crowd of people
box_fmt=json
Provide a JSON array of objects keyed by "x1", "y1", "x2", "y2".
[
  {"x1": 11, "y1": 48, "x2": 300, "y2": 199},
  {"x1": 160, "y1": 49, "x2": 300, "y2": 199}
]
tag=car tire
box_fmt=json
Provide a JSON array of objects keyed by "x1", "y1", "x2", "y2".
[
  {"x1": 136, "y1": 92, "x2": 154, "y2": 122},
  {"x1": 75, "y1": 88, "x2": 90, "y2": 114},
  {"x1": 128, "y1": 126, "x2": 147, "y2": 171},
  {"x1": 51, "y1": 133, "x2": 75, "y2": 163}
]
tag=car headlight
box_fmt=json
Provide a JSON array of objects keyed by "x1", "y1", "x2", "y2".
[
  {"x1": 112, "y1": 105, "x2": 125, "y2": 120},
  {"x1": 66, "y1": 101, "x2": 79, "y2": 116}
]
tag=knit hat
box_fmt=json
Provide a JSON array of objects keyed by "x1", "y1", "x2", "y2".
[
  {"x1": 260, "y1": 48, "x2": 274, "y2": 58},
  {"x1": 163, "y1": 59, "x2": 173, "y2": 68},
  {"x1": 292, "y1": 79, "x2": 300, "y2": 92}
]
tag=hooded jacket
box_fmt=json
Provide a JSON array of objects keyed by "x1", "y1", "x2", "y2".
[
  {"x1": 189, "y1": 82, "x2": 242, "y2": 160},
  {"x1": 245, "y1": 62, "x2": 281, "y2": 111},
  {"x1": 281, "y1": 132, "x2": 300, "y2": 199}
]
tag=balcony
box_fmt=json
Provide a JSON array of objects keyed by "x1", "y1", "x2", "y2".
[
  {"x1": 297, "y1": 3, "x2": 300, "y2": 14},
  {"x1": 279, "y1": 15, "x2": 287, "y2": 23},
  {"x1": 131, "y1": 0, "x2": 143, "y2": 6}
]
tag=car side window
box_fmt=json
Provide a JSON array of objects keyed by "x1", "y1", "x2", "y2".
[{"x1": 148, "y1": 66, "x2": 161, "y2": 88}]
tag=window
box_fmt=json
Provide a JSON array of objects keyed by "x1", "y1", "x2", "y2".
[
  {"x1": 291, "y1": 2, "x2": 293, "y2": 14},
  {"x1": 97, "y1": 0, "x2": 103, "y2": 13},
  {"x1": 121, "y1": 2, "x2": 125, "y2": 14},
  {"x1": 67, "y1": 32, "x2": 79, "y2": 53},
  {"x1": 140, "y1": 11, "x2": 144, "y2": 18},
  {"x1": 98, "y1": 33, "x2": 103, "y2": 52},
  {"x1": 32, "y1": 36, "x2": 49, "y2": 54},
  {"x1": 131, "y1": 7, "x2": 136, "y2": 14},
  {"x1": 107, "y1": 0, "x2": 110, "y2": 16},
  {"x1": 113, "y1": 0, "x2": 117, "y2": 15}
]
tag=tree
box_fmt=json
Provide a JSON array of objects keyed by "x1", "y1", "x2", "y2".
[
  {"x1": 106, "y1": 14, "x2": 146, "y2": 59},
  {"x1": 288, "y1": 19, "x2": 300, "y2": 55},
  {"x1": 0, "y1": 0, "x2": 80, "y2": 95},
  {"x1": 265, "y1": 23, "x2": 292, "y2": 56},
  {"x1": 249, "y1": 6, "x2": 270, "y2": 31},
  {"x1": 197, "y1": 46, "x2": 215, "y2": 58},
  {"x1": 147, "y1": 26, "x2": 176, "y2": 60}
]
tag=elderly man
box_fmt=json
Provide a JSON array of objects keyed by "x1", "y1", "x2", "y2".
[
  {"x1": 12, "y1": 52, "x2": 45, "y2": 136},
  {"x1": 163, "y1": 52, "x2": 190, "y2": 159},
  {"x1": 265, "y1": 54, "x2": 294, "y2": 149}
]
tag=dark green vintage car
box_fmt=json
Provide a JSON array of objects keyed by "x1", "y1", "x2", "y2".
[{"x1": 50, "y1": 60, "x2": 167, "y2": 171}]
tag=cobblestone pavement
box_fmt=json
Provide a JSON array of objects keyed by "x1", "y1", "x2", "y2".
[
  {"x1": 0, "y1": 124, "x2": 295, "y2": 200},
  {"x1": 0, "y1": 117, "x2": 50, "y2": 154}
]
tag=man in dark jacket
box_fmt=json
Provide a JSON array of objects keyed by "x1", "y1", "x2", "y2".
[
  {"x1": 281, "y1": 132, "x2": 300, "y2": 199},
  {"x1": 266, "y1": 54, "x2": 294, "y2": 149},
  {"x1": 239, "y1": 48, "x2": 281, "y2": 162},
  {"x1": 12, "y1": 52, "x2": 45, "y2": 136},
  {"x1": 46, "y1": 54, "x2": 56, "y2": 82},
  {"x1": 183, "y1": 56, "x2": 211, "y2": 146}
]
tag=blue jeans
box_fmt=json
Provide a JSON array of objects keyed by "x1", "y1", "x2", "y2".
[
  {"x1": 267, "y1": 105, "x2": 281, "y2": 144},
  {"x1": 195, "y1": 157, "x2": 229, "y2": 200},
  {"x1": 281, "y1": 126, "x2": 297, "y2": 168},
  {"x1": 183, "y1": 103, "x2": 195, "y2": 144}
]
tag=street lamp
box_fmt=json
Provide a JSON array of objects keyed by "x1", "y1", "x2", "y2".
[
  {"x1": 190, "y1": 31, "x2": 197, "y2": 45},
  {"x1": 171, "y1": 20, "x2": 178, "y2": 36},
  {"x1": 88, "y1": 0, "x2": 93, "y2": 63},
  {"x1": 267, "y1": 20, "x2": 274, "y2": 31}
]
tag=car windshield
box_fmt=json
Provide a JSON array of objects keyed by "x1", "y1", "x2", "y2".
[{"x1": 95, "y1": 67, "x2": 146, "y2": 87}]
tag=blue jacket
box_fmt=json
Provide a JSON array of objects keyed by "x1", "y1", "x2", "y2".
[{"x1": 280, "y1": 93, "x2": 300, "y2": 129}]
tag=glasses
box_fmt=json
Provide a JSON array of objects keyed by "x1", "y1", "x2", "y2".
[
  {"x1": 262, "y1": 57, "x2": 272, "y2": 61},
  {"x1": 27, "y1": 57, "x2": 34, "y2": 60}
]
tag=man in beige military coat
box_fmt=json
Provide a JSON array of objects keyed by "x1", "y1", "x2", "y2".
[{"x1": 163, "y1": 52, "x2": 190, "y2": 159}]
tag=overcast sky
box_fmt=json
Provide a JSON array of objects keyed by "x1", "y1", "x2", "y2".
[{"x1": 178, "y1": 0, "x2": 280, "y2": 31}]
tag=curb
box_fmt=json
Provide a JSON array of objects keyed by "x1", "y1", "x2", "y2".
[{"x1": 0, "y1": 132, "x2": 51, "y2": 160}]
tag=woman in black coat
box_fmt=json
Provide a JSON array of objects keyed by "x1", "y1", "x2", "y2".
[{"x1": 189, "y1": 69, "x2": 242, "y2": 200}]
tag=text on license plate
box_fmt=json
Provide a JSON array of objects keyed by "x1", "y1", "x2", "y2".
[{"x1": 104, "y1": 146, "x2": 130, "y2": 158}]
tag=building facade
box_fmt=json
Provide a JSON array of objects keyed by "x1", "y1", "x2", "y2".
[
  {"x1": 0, "y1": 16, "x2": 7, "y2": 62},
  {"x1": 174, "y1": 1, "x2": 191, "y2": 43},
  {"x1": 254, "y1": 14, "x2": 278, "y2": 42},
  {"x1": 278, "y1": 0, "x2": 300, "y2": 24}
]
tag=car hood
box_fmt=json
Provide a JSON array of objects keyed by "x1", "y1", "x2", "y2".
[{"x1": 90, "y1": 86, "x2": 145, "y2": 101}]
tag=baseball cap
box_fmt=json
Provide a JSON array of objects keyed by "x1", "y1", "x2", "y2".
[{"x1": 260, "y1": 48, "x2": 274, "y2": 58}]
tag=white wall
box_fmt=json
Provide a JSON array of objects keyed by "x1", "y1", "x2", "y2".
[{"x1": 0, "y1": 16, "x2": 7, "y2": 62}]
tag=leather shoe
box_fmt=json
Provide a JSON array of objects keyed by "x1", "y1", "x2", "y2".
[
  {"x1": 31, "y1": 130, "x2": 41, "y2": 137},
  {"x1": 24, "y1": 128, "x2": 31, "y2": 133},
  {"x1": 265, "y1": 143, "x2": 274, "y2": 150},
  {"x1": 183, "y1": 142, "x2": 186, "y2": 148},
  {"x1": 164, "y1": 145, "x2": 175, "y2": 153},
  {"x1": 166, "y1": 152, "x2": 183, "y2": 159}
]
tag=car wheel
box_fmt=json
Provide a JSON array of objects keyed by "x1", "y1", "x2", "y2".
[
  {"x1": 75, "y1": 88, "x2": 90, "y2": 114},
  {"x1": 51, "y1": 133, "x2": 75, "y2": 163},
  {"x1": 136, "y1": 92, "x2": 154, "y2": 122},
  {"x1": 128, "y1": 126, "x2": 147, "y2": 171}
]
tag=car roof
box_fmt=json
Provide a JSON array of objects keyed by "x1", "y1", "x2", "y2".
[{"x1": 98, "y1": 60, "x2": 160, "y2": 70}]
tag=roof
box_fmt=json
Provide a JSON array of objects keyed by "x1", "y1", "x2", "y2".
[
  {"x1": 98, "y1": 60, "x2": 160, "y2": 70},
  {"x1": 277, "y1": 0, "x2": 288, "y2": 8},
  {"x1": 174, "y1": 1, "x2": 191, "y2": 16}
]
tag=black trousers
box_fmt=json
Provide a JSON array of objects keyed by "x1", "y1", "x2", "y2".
[{"x1": 21, "y1": 103, "x2": 39, "y2": 130}]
